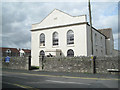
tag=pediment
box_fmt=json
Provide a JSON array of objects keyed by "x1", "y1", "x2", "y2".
[{"x1": 32, "y1": 9, "x2": 87, "y2": 30}]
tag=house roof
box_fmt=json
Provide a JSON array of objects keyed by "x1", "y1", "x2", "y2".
[
  {"x1": 0, "y1": 47, "x2": 31, "y2": 53},
  {"x1": 98, "y1": 28, "x2": 112, "y2": 39},
  {"x1": 0, "y1": 47, "x2": 19, "y2": 53}
]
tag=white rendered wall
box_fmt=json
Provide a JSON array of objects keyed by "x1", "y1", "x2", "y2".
[{"x1": 31, "y1": 24, "x2": 87, "y2": 66}]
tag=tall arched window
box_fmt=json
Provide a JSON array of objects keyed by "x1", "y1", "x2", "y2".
[
  {"x1": 40, "y1": 50, "x2": 45, "y2": 56},
  {"x1": 67, "y1": 30, "x2": 74, "y2": 45},
  {"x1": 53, "y1": 32, "x2": 59, "y2": 46},
  {"x1": 67, "y1": 49, "x2": 74, "y2": 57},
  {"x1": 40, "y1": 33, "x2": 45, "y2": 46}
]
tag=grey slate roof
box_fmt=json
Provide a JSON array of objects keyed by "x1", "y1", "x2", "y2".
[{"x1": 98, "y1": 28, "x2": 112, "y2": 39}]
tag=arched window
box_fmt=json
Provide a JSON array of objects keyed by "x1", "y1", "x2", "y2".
[
  {"x1": 53, "y1": 32, "x2": 58, "y2": 46},
  {"x1": 40, "y1": 33, "x2": 45, "y2": 46},
  {"x1": 40, "y1": 50, "x2": 45, "y2": 56},
  {"x1": 67, "y1": 49, "x2": 74, "y2": 57},
  {"x1": 67, "y1": 30, "x2": 74, "y2": 45}
]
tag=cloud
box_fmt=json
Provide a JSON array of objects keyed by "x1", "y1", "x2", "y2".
[{"x1": 2, "y1": 2, "x2": 118, "y2": 50}]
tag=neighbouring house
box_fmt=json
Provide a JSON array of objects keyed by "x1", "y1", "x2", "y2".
[
  {"x1": 19, "y1": 49, "x2": 31, "y2": 57},
  {"x1": 1, "y1": 47, "x2": 31, "y2": 57},
  {"x1": 98, "y1": 28, "x2": 114, "y2": 55},
  {"x1": 31, "y1": 9, "x2": 115, "y2": 66},
  {"x1": 1, "y1": 47, "x2": 19, "y2": 57}
]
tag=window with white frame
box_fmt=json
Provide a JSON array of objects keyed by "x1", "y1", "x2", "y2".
[
  {"x1": 67, "y1": 30, "x2": 74, "y2": 45},
  {"x1": 53, "y1": 32, "x2": 59, "y2": 46},
  {"x1": 40, "y1": 33, "x2": 45, "y2": 46}
]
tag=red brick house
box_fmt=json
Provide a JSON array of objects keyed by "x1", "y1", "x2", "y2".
[{"x1": 0, "y1": 47, "x2": 31, "y2": 57}]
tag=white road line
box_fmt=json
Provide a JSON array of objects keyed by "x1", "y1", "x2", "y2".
[{"x1": 46, "y1": 80, "x2": 90, "y2": 85}]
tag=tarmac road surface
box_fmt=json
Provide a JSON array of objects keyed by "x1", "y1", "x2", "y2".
[{"x1": 2, "y1": 68, "x2": 120, "y2": 89}]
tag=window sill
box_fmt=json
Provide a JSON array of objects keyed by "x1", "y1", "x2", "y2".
[
  {"x1": 52, "y1": 45, "x2": 59, "y2": 48},
  {"x1": 67, "y1": 44, "x2": 74, "y2": 47},
  {"x1": 40, "y1": 46, "x2": 45, "y2": 48}
]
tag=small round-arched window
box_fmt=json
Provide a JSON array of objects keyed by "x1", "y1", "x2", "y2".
[
  {"x1": 67, "y1": 49, "x2": 74, "y2": 57},
  {"x1": 40, "y1": 50, "x2": 45, "y2": 56}
]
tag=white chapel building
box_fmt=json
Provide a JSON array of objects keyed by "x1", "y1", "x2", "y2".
[{"x1": 31, "y1": 9, "x2": 114, "y2": 66}]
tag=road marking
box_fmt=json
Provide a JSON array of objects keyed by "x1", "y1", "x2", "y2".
[
  {"x1": 3, "y1": 71, "x2": 120, "y2": 81},
  {"x1": 3, "y1": 75, "x2": 27, "y2": 79},
  {"x1": 46, "y1": 80, "x2": 90, "y2": 85},
  {"x1": 3, "y1": 81, "x2": 39, "y2": 90}
]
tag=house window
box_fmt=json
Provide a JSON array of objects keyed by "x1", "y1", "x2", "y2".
[
  {"x1": 95, "y1": 33, "x2": 97, "y2": 45},
  {"x1": 53, "y1": 32, "x2": 59, "y2": 46},
  {"x1": 67, "y1": 30, "x2": 74, "y2": 45},
  {"x1": 96, "y1": 49, "x2": 98, "y2": 56},
  {"x1": 40, "y1": 50, "x2": 45, "y2": 56},
  {"x1": 101, "y1": 50, "x2": 103, "y2": 55},
  {"x1": 67, "y1": 49, "x2": 74, "y2": 57},
  {"x1": 101, "y1": 37, "x2": 102, "y2": 46},
  {"x1": 40, "y1": 33, "x2": 45, "y2": 46}
]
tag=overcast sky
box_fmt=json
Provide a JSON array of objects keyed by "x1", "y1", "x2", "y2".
[{"x1": 1, "y1": 2, "x2": 119, "y2": 50}]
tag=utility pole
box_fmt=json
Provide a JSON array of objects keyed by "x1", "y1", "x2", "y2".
[
  {"x1": 88, "y1": 0, "x2": 96, "y2": 74},
  {"x1": 88, "y1": 0, "x2": 93, "y2": 55}
]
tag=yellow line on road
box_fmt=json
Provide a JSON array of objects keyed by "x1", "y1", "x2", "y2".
[
  {"x1": 3, "y1": 81, "x2": 39, "y2": 90},
  {"x1": 3, "y1": 71, "x2": 120, "y2": 81}
]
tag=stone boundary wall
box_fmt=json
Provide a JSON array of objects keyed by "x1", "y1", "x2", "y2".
[
  {"x1": 1, "y1": 57, "x2": 30, "y2": 70},
  {"x1": 95, "y1": 56, "x2": 119, "y2": 74},
  {"x1": 39, "y1": 56, "x2": 119, "y2": 74}
]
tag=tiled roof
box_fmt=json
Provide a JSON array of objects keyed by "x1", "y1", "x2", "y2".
[
  {"x1": 98, "y1": 28, "x2": 112, "y2": 39},
  {"x1": 0, "y1": 47, "x2": 19, "y2": 53},
  {"x1": 0, "y1": 47, "x2": 31, "y2": 53}
]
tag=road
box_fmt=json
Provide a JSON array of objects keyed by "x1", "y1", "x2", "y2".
[{"x1": 2, "y1": 69, "x2": 120, "y2": 89}]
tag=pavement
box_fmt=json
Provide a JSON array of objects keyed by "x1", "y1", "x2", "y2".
[{"x1": 1, "y1": 68, "x2": 120, "y2": 89}]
